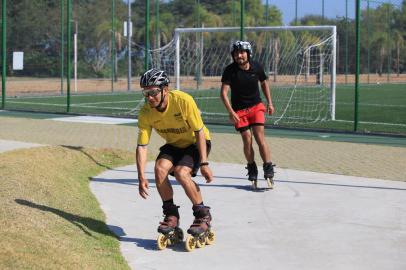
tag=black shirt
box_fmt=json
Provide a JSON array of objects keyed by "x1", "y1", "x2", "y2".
[{"x1": 221, "y1": 61, "x2": 268, "y2": 111}]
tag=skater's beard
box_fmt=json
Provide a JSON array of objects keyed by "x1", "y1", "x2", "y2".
[{"x1": 236, "y1": 58, "x2": 249, "y2": 66}]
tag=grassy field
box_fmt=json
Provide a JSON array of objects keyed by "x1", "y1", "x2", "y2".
[
  {"x1": 2, "y1": 83, "x2": 405, "y2": 135},
  {"x1": 0, "y1": 146, "x2": 134, "y2": 270}
]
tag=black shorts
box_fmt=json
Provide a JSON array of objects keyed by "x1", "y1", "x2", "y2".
[{"x1": 156, "y1": 140, "x2": 211, "y2": 177}]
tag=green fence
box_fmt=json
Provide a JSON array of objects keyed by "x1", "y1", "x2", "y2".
[{"x1": 1, "y1": 0, "x2": 405, "y2": 135}]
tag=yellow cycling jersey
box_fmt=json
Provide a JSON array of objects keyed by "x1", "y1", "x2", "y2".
[{"x1": 137, "y1": 90, "x2": 211, "y2": 148}]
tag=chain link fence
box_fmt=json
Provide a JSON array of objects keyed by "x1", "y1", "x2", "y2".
[{"x1": 1, "y1": 0, "x2": 405, "y2": 134}]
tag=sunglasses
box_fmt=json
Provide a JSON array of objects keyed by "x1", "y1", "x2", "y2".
[{"x1": 142, "y1": 88, "x2": 161, "y2": 97}]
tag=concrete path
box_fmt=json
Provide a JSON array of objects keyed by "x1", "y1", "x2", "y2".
[
  {"x1": 91, "y1": 162, "x2": 406, "y2": 270},
  {"x1": 0, "y1": 139, "x2": 43, "y2": 153}
]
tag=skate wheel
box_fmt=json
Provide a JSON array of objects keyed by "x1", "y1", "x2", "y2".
[
  {"x1": 267, "y1": 178, "x2": 274, "y2": 189},
  {"x1": 205, "y1": 230, "x2": 216, "y2": 245},
  {"x1": 157, "y1": 233, "x2": 168, "y2": 250},
  {"x1": 196, "y1": 235, "x2": 206, "y2": 248},
  {"x1": 185, "y1": 235, "x2": 196, "y2": 252}
]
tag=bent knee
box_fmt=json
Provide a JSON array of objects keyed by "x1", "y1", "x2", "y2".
[
  {"x1": 154, "y1": 166, "x2": 170, "y2": 182},
  {"x1": 173, "y1": 166, "x2": 192, "y2": 181}
]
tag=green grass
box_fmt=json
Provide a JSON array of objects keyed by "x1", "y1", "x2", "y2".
[
  {"x1": 335, "y1": 84, "x2": 406, "y2": 121},
  {"x1": 3, "y1": 82, "x2": 406, "y2": 134},
  {"x1": 0, "y1": 146, "x2": 134, "y2": 270}
]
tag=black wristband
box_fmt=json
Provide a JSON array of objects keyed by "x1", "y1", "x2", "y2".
[{"x1": 200, "y1": 162, "x2": 209, "y2": 167}]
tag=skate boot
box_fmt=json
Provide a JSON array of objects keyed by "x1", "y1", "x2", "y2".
[
  {"x1": 263, "y1": 162, "x2": 275, "y2": 189},
  {"x1": 185, "y1": 205, "x2": 216, "y2": 252},
  {"x1": 246, "y1": 162, "x2": 258, "y2": 189},
  {"x1": 156, "y1": 203, "x2": 184, "y2": 250}
]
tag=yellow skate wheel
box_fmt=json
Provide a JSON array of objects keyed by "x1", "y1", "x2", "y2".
[
  {"x1": 205, "y1": 230, "x2": 216, "y2": 245},
  {"x1": 267, "y1": 178, "x2": 274, "y2": 189},
  {"x1": 196, "y1": 235, "x2": 206, "y2": 248},
  {"x1": 157, "y1": 233, "x2": 168, "y2": 250},
  {"x1": 185, "y1": 235, "x2": 196, "y2": 252}
]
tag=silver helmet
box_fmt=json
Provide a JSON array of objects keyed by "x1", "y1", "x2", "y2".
[
  {"x1": 140, "y1": 68, "x2": 170, "y2": 88},
  {"x1": 231, "y1": 40, "x2": 253, "y2": 58}
]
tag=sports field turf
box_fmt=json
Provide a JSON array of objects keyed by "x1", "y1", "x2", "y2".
[{"x1": 2, "y1": 83, "x2": 405, "y2": 135}]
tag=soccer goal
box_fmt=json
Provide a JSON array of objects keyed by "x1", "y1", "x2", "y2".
[{"x1": 148, "y1": 26, "x2": 337, "y2": 126}]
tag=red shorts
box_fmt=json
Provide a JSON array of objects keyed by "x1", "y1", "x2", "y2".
[{"x1": 234, "y1": 103, "x2": 266, "y2": 132}]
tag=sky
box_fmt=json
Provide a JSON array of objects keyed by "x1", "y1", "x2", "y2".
[
  {"x1": 265, "y1": 0, "x2": 356, "y2": 25},
  {"x1": 125, "y1": 1, "x2": 401, "y2": 25}
]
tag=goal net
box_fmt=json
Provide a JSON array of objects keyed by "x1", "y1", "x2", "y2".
[{"x1": 148, "y1": 26, "x2": 337, "y2": 127}]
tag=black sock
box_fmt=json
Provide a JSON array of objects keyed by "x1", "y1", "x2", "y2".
[
  {"x1": 193, "y1": 201, "x2": 204, "y2": 208},
  {"x1": 163, "y1": 199, "x2": 174, "y2": 206}
]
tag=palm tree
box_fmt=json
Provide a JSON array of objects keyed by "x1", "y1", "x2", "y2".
[
  {"x1": 370, "y1": 32, "x2": 387, "y2": 76},
  {"x1": 393, "y1": 30, "x2": 405, "y2": 77}
]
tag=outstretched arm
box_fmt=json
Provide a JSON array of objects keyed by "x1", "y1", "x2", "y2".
[{"x1": 136, "y1": 145, "x2": 149, "y2": 199}]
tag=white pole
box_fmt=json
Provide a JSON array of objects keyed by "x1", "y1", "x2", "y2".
[
  {"x1": 175, "y1": 32, "x2": 180, "y2": 90},
  {"x1": 319, "y1": 52, "x2": 324, "y2": 85},
  {"x1": 74, "y1": 21, "x2": 78, "y2": 93},
  {"x1": 127, "y1": 0, "x2": 131, "y2": 91},
  {"x1": 331, "y1": 26, "x2": 337, "y2": 121}
]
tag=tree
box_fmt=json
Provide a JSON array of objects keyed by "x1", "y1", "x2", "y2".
[
  {"x1": 76, "y1": 1, "x2": 126, "y2": 77},
  {"x1": 363, "y1": 3, "x2": 394, "y2": 76},
  {"x1": 393, "y1": 1, "x2": 406, "y2": 74},
  {"x1": 392, "y1": 30, "x2": 405, "y2": 76},
  {"x1": 7, "y1": 0, "x2": 62, "y2": 76}
]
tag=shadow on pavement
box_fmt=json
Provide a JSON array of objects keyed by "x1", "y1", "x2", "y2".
[
  {"x1": 108, "y1": 224, "x2": 187, "y2": 252},
  {"x1": 278, "y1": 179, "x2": 406, "y2": 191}
]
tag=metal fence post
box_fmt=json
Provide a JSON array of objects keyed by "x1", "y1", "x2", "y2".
[{"x1": 1, "y1": 0, "x2": 6, "y2": 109}]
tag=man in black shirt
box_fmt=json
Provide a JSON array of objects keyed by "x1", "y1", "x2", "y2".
[{"x1": 220, "y1": 40, "x2": 275, "y2": 189}]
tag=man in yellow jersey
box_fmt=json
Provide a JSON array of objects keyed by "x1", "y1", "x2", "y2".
[{"x1": 136, "y1": 68, "x2": 213, "y2": 240}]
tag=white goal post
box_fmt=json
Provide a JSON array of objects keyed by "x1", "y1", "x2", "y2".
[{"x1": 150, "y1": 25, "x2": 337, "y2": 125}]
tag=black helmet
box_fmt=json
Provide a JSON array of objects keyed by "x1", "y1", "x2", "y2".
[
  {"x1": 140, "y1": 68, "x2": 170, "y2": 88},
  {"x1": 231, "y1": 40, "x2": 253, "y2": 58}
]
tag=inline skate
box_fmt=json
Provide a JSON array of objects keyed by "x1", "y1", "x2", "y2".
[
  {"x1": 185, "y1": 205, "x2": 215, "y2": 252},
  {"x1": 263, "y1": 162, "x2": 275, "y2": 189},
  {"x1": 246, "y1": 162, "x2": 258, "y2": 189},
  {"x1": 156, "y1": 204, "x2": 184, "y2": 250}
]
